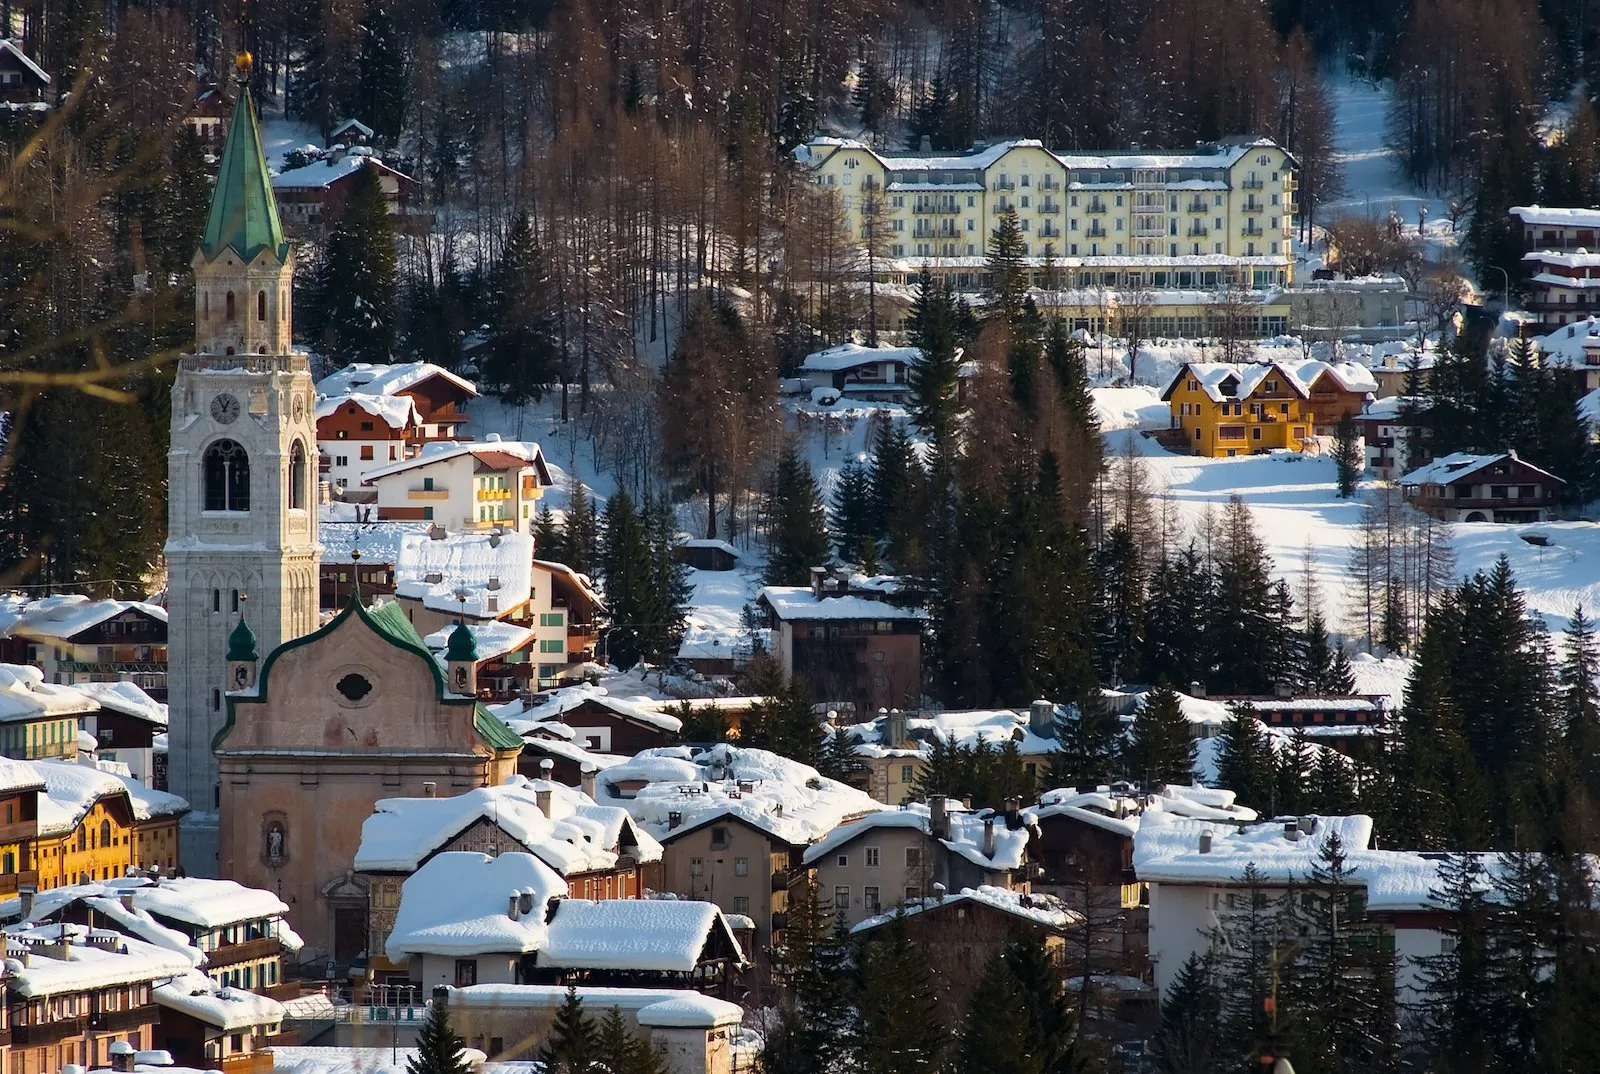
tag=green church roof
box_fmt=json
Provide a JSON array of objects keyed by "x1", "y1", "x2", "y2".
[
  {"x1": 200, "y1": 80, "x2": 288, "y2": 264},
  {"x1": 226, "y1": 617, "x2": 258, "y2": 662},
  {"x1": 475, "y1": 702, "x2": 525, "y2": 751},
  {"x1": 445, "y1": 620, "x2": 478, "y2": 662}
]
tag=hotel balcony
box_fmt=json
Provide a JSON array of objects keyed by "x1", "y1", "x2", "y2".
[
  {"x1": 1086, "y1": 201, "x2": 1107, "y2": 214},
  {"x1": 1241, "y1": 224, "x2": 1265, "y2": 238},
  {"x1": 912, "y1": 201, "x2": 960, "y2": 215},
  {"x1": 1187, "y1": 200, "x2": 1208, "y2": 213},
  {"x1": 407, "y1": 488, "x2": 450, "y2": 500},
  {"x1": 1242, "y1": 177, "x2": 1265, "y2": 190}
]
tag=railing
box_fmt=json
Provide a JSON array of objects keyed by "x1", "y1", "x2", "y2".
[
  {"x1": 0, "y1": 871, "x2": 39, "y2": 896},
  {"x1": 1187, "y1": 226, "x2": 1209, "y2": 237},
  {"x1": 1040, "y1": 200, "x2": 1059, "y2": 213},
  {"x1": 1242, "y1": 177, "x2": 1264, "y2": 190},
  {"x1": 91, "y1": 1005, "x2": 160, "y2": 1032},
  {"x1": 12, "y1": 1015, "x2": 87, "y2": 1044},
  {"x1": 207, "y1": 936, "x2": 283, "y2": 967},
  {"x1": 1086, "y1": 201, "x2": 1107, "y2": 214},
  {"x1": 1086, "y1": 227, "x2": 1107, "y2": 238},
  {"x1": 1241, "y1": 225, "x2": 1264, "y2": 237},
  {"x1": 1285, "y1": 176, "x2": 1299, "y2": 191},
  {"x1": 1243, "y1": 199, "x2": 1264, "y2": 213},
  {"x1": 1187, "y1": 200, "x2": 1208, "y2": 213},
  {"x1": 406, "y1": 488, "x2": 449, "y2": 500},
  {"x1": 219, "y1": 1052, "x2": 275, "y2": 1074},
  {"x1": 994, "y1": 180, "x2": 1015, "y2": 191},
  {"x1": 912, "y1": 201, "x2": 960, "y2": 215},
  {"x1": 1039, "y1": 225, "x2": 1060, "y2": 238},
  {"x1": 180, "y1": 354, "x2": 308, "y2": 374}
]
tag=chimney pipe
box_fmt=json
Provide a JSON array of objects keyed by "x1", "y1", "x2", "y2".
[
  {"x1": 18, "y1": 886, "x2": 33, "y2": 919},
  {"x1": 929, "y1": 795, "x2": 949, "y2": 841},
  {"x1": 518, "y1": 887, "x2": 536, "y2": 916},
  {"x1": 119, "y1": 893, "x2": 135, "y2": 914},
  {"x1": 508, "y1": 892, "x2": 521, "y2": 921},
  {"x1": 1198, "y1": 831, "x2": 1213, "y2": 853},
  {"x1": 1298, "y1": 816, "x2": 1316, "y2": 834},
  {"x1": 1283, "y1": 822, "x2": 1301, "y2": 842},
  {"x1": 422, "y1": 782, "x2": 437, "y2": 798},
  {"x1": 1029, "y1": 700, "x2": 1053, "y2": 738},
  {"x1": 668, "y1": 810, "x2": 683, "y2": 830},
  {"x1": 536, "y1": 786, "x2": 553, "y2": 817},
  {"x1": 539, "y1": 758, "x2": 554, "y2": 779},
  {"x1": 982, "y1": 818, "x2": 996, "y2": 859},
  {"x1": 580, "y1": 763, "x2": 597, "y2": 800}
]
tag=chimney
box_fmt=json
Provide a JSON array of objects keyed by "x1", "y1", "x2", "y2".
[
  {"x1": 539, "y1": 758, "x2": 554, "y2": 780},
  {"x1": 1298, "y1": 816, "x2": 1316, "y2": 834},
  {"x1": 1275, "y1": 681, "x2": 1294, "y2": 698},
  {"x1": 929, "y1": 795, "x2": 949, "y2": 840},
  {"x1": 982, "y1": 818, "x2": 996, "y2": 859},
  {"x1": 508, "y1": 892, "x2": 521, "y2": 921},
  {"x1": 422, "y1": 781, "x2": 437, "y2": 798},
  {"x1": 517, "y1": 887, "x2": 536, "y2": 916},
  {"x1": 1189, "y1": 680, "x2": 1206, "y2": 698},
  {"x1": 580, "y1": 763, "x2": 597, "y2": 800},
  {"x1": 536, "y1": 786, "x2": 553, "y2": 818},
  {"x1": 886, "y1": 709, "x2": 907, "y2": 748},
  {"x1": 18, "y1": 885, "x2": 33, "y2": 919},
  {"x1": 120, "y1": 893, "x2": 135, "y2": 914},
  {"x1": 1198, "y1": 831, "x2": 1213, "y2": 853},
  {"x1": 109, "y1": 1041, "x2": 136, "y2": 1073},
  {"x1": 1029, "y1": 700, "x2": 1054, "y2": 738},
  {"x1": 920, "y1": 135, "x2": 933, "y2": 153},
  {"x1": 668, "y1": 811, "x2": 683, "y2": 830},
  {"x1": 1004, "y1": 797, "x2": 1022, "y2": 830}
]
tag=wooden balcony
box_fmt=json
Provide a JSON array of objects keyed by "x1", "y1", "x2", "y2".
[
  {"x1": 220, "y1": 1049, "x2": 276, "y2": 1074},
  {"x1": 206, "y1": 936, "x2": 283, "y2": 967},
  {"x1": 0, "y1": 870, "x2": 40, "y2": 896},
  {"x1": 90, "y1": 1004, "x2": 160, "y2": 1033},
  {"x1": 12, "y1": 1015, "x2": 86, "y2": 1045},
  {"x1": 406, "y1": 488, "x2": 450, "y2": 501}
]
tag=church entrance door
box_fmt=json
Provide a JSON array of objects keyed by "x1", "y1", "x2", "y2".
[{"x1": 334, "y1": 907, "x2": 366, "y2": 964}]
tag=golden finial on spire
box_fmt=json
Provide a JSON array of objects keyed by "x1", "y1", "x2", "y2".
[{"x1": 235, "y1": 50, "x2": 253, "y2": 77}]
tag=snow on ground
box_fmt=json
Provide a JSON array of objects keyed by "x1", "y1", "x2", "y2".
[{"x1": 677, "y1": 565, "x2": 762, "y2": 662}]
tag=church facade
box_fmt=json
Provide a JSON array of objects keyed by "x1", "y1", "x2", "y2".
[
  {"x1": 165, "y1": 59, "x2": 319, "y2": 859},
  {"x1": 215, "y1": 599, "x2": 522, "y2": 967}
]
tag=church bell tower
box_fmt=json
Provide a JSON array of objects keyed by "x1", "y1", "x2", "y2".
[{"x1": 165, "y1": 53, "x2": 320, "y2": 871}]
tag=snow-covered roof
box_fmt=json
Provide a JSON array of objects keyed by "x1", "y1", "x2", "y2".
[
  {"x1": 34, "y1": 759, "x2": 189, "y2": 836},
  {"x1": 802, "y1": 801, "x2": 1030, "y2": 871},
  {"x1": 532, "y1": 559, "x2": 605, "y2": 611},
  {"x1": 317, "y1": 519, "x2": 430, "y2": 565},
  {"x1": 0, "y1": 596, "x2": 167, "y2": 640},
  {"x1": 315, "y1": 392, "x2": 420, "y2": 430},
  {"x1": 331, "y1": 117, "x2": 374, "y2": 139},
  {"x1": 0, "y1": 40, "x2": 47, "y2": 84},
  {"x1": 679, "y1": 538, "x2": 742, "y2": 557},
  {"x1": 422, "y1": 619, "x2": 535, "y2": 661},
  {"x1": 1360, "y1": 395, "x2": 1425, "y2": 422},
  {"x1": 394, "y1": 528, "x2": 533, "y2": 619},
  {"x1": 3, "y1": 922, "x2": 194, "y2": 998},
  {"x1": 270, "y1": 153, "x2": 413, "y2": 191},
  {"x1": 757, "y1": 587, "x2": 924, "y2": 622},
  {"x1": 355, "y1": 775, "x2": 659, "y2": 875},
  {"x1": 363, "y1": 437, "x2": 550, "y2": 486},
  {"x1": 1510, "y1": 205, "x2": 1600, "y2": 227},
  {"x1": 384, "y1": 851, "x2": 566, "y2": 959},
  {"x1": 800, "y1": 135, "x2": 1282, "y2": 176},
  {"x1": 1276, "y1": 358, "x2": 1379, "y2": 396},
  {"x1": 1533, "y1": 316, "x2": 1600, "y2": 368},
  {"x1": 540, "y1": 898, "x2": 744, "y2": 971},
  {"x1": 849, "y1": 885, "x2": 1082, "y2": 934},
  {"x1": 67, "y1": 681, "x2": 167, "y2": 726},
  {"x1": 600, "y1": 744, "x2": 885, "y2": 846},
  {"x1": 508, "y1": 683, "x2": 684, "y2": 734},
  {"x1": 1030, "y1": 784, "x2": 1258, "y2": 839},
  {"x1": 449, "y1": 982, "x2": 743, "y2": 1027},
  {"x1": 316, "y1": 361, "x2": 478, "y2": 400},
  {"x1": 839, "y1": 705, "x2": 1060, "y2": 761},
  {"x1": 154, "y1": 968, "x2": 286, "y2": 1030},
  {"x1": 799, "y1": 343, "x2": 923, "y2": 373},
  {"x1": 0, "y1": 665, "x2": 98, "y2": 725},
  {"x1": 1399, "y1": 451, "x2": 1564, "y2": 488}
]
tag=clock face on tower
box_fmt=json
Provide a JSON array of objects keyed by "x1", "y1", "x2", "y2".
[
  {"x1": 211, "y1": 393, "x2": 241, "y2": 424},
  {"x1": 292, "y1": 396, "x2": 305, "y2": 423}
]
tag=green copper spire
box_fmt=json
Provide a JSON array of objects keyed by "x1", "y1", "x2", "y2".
[
  {"x1": 200, "y1": 57, "x2": 288, "y2": 264},
  {"x1": 446, "y1": 620, "x2": 478, "y2": 662},
  {"x1": 227, "y1": 616, "x2": 259, "y2": 662}
]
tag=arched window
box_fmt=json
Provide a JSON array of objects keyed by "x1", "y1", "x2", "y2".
[
  {"x1": 212, "y1": 589, "x2": 221, "y2": 612},
  {"x1": 99, "y1": 820, "x2": 110, "y2": 848},
  {"x1": 231, "y1": 589, "x2": 239, "y2": 612},
  {"x1": 257, "y1": 290, "x2": 266, "y2": 321},
  {"x1": 76, "y1": 827, "x2": 86, "y2": 852},
  {"x1": 225, "y1": 291, "x2": 236, "y2": 320},
  {"x1": 203, "y1": 440, "x2": 250, "y2": 511},
  {"x1": 212, "y1": 688, "x2": 221, "y2": 711},
  {"x1": 289, "y1": 440, "x2": 307, "y2": 509}
]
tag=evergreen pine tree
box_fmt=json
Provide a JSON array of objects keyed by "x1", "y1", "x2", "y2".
[
  {"x1": 955, "y1": 952, "x2": 1037, "y2": 1074},
  {"x1": 829, "y1": 459, "x2": 875, "y2": 563},
  {"x1": 1214, "y1": 703, "x2": 1274, "y2": 810},
  {"x1": 1005, "y1": 936, "x2": 1095, "y2": 1074},
  {"x1": 599, "y1": 490, "x2": 655, "y2": 670},
  {"x1": 906, "y1": 268, "x2": 961, "y2": 442},
  {"x1": 310, "y1": 162, "x2": 398, "y2": 365},
  {"x1": 1153, "y1": 953, "x2": 1221, "y2": 1074},
  {"x1": 852, "y1": 916, "x2": 946, "y2": 1074},
  {"x1": 1142, "y1": 546, "x2": 1214, "y2": 690},
  {"x1": 484, "y1": 213, "x2": 560, "y2": 404},
  {"x1": 1123, "y1": 682, "x2": 1197, "y2": 789},
  {"x1": 644, "y1": 495, "x2": 692, "y2": 664},
  {"x1": 764, "y1": 444, "x2": 830, "y2": 586},
  {"x1": 1332, "y1": 412, "x2": 1362, "y2": 498},
  {"x1": 407, "y1": 1000, "x2": 471, "y2": 1074},
  {"x1": 537, "y1": 986, "x2": 600, "y2": 1073},
  {"x1": 1308, "y1": 748, "x2": 1358, "y2": 814},
  {"x1": 1560, "y1": 604, "x2": 1600, "y2": 799},
  {"x1": 1328, "y1": 643, "x2": 1356, "y2": 694},
  {"x1": 595, "y1": 1005, "x2": 665, "y2": 1074},
  {"x1": 985, "y1": 208, "x2": 1028, "y2": 325},
  {"x1": 1274, "y1": 729, "x2": 1314, "y2": 816},
  {"x1": 562, "y1": 475, "x2": 599, "y2": 576},
  {"x1": 1048, "y1": 694, "x2": 1122, "y2": 790},
  {"x1": 533, "y1": 505, "x2": 565, "y2": 564},
  {"x1": 1415, "y1": 853, "x2": 1515, "y2": 1071}
]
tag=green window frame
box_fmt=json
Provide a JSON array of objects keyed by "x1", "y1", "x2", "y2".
[
  {"x1": 540, "y1": 612, "x2": 564, "y2": 627},
  {"x1": 539, "y1": 639, "x2": 565, "y2": 654}
]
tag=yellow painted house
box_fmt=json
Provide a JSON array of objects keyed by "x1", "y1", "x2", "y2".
[
  {"x1": 1163, "y1": 361, "x2": 1313, "y2": 457},
  {"x1": 1160, "y1": 359, "x2": 1378, "y2": 458}
]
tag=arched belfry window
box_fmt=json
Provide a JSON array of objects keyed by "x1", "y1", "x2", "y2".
[
  {"x1": 226, "y1": 291, "x2": 236, "y2": 320},
  {"x1": 257, "y1": 291, "x2": 266, "y2": 321},
  {"x1": 289, "y1": 440, "x2": 307, "y2": 509},
  {"x1": 203, "y1": 439, "x2": 250, "y2": 511}
]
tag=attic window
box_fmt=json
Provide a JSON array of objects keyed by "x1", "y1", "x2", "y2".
[{"x1": 336, "y1": 673, "x2": 373, "y2": 702}]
